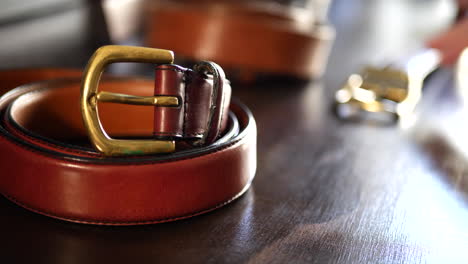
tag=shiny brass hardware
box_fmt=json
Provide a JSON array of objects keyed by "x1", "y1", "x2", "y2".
[
  {"x1": 95, "y1": 91, "x2": 179, "y2": 106},
  {"x1": 335, "y1": 49, "x2": 441, "y2": 121},
  {"x1": 335, "y1": 67, "x2": 408, "y2": 118},
  {"x1": 81, "y1": 45, "x2": 176, "y2": 156}
]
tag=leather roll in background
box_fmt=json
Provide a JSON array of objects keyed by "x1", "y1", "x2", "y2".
[
  {"x1": 0, "y1": 68, "x2": 257, "y2": 225},
  {"x1": 144, "y1": 0, "x2": 335, "y2": 79}
]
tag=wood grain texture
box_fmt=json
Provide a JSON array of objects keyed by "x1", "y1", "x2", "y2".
[{"x1": 0, "y1": 0, "x2": 467, "y2": 263}]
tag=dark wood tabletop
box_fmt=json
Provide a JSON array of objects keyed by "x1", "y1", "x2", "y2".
[{"x1": 1, "y1": 0, "x2": 467, "y2": 263}]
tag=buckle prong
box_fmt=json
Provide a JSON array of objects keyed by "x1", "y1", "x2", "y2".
[{"x1": 96, "y1": 91, "x2": 179, "y2": 106}]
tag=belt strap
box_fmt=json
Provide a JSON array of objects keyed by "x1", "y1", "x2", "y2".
[
  {"x1": 0, "y1": 68, "x2": 256, "y2": 225},
  {"x1": 145, "y1": 2, "x2": 335, "y2": 79}
]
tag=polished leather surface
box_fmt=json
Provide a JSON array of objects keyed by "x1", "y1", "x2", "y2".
[
  {"x1": 145, "y1": 2, "x2": 335, "y2": 79},
  {"x1": 0, "y1": 68, "x2": 256, "y2": 225},
  {"x1": 153, "y1": 64, "x2": 231, "y2": 143},
  {"x1": 0, "y1": 68, "x2": 82, "y2": 96}
]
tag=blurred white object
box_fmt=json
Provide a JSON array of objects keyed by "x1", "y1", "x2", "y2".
[
  {"x1": 102, "y1": 0, "x2": 145, "y2": 43},
  {"x1": 457, "y1": 48, "x2": 468, "y2": 105}
]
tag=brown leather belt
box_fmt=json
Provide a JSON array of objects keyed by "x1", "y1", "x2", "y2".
[
  {"x1": 145, "y1": 2, "x2": 334, "y2": 79},
  {"x1": 0, "y1": 46, "x2": 257, "y2": 225}
]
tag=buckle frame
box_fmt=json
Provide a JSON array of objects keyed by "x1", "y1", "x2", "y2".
[{"x1": 81, "y1": 45, "x2": 177, "y2": 156}]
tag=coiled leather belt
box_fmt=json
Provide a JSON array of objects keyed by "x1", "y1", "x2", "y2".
[
  {"x1": 145, "y1": 2, "x2": 335, "y2": 79},
  {"x1": 0, "y1": 46, "x2": 257, "y2": 225}
]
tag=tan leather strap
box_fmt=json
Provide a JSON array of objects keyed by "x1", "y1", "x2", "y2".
[
  {"x1": 0, "y1": 69, "x2": 256, "y2": 225},
  {"x1": 145, "y1": 2, "x2": 334, "y2": 79}
]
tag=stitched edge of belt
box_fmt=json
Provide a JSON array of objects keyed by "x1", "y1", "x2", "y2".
[{"x1": 0, "y1": 72, "x2": 257, "y2": 226}]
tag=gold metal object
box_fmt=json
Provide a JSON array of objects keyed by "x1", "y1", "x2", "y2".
[
  {"x1": 335, "y1": 67, "x2": 408, "y2": 118},
  {"x1": 335, "y1": 49, "x2": 441, "y2": 120},
  {"x1": 96, "y1": 91, "x2": 179, "y2": 106},
  {"x1": 81, "y1": 45, "x2": 176, "y2": 156}
]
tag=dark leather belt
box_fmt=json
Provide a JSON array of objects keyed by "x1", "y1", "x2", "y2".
[{"x1": 0, "y1": 46, "x2": 257, "y2": 225}]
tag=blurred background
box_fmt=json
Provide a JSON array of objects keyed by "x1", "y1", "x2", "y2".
[{"x1": 0, "y1": 0, "x2": 458, "y2": 82}]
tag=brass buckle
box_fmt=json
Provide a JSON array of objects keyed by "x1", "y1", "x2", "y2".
[
  {"x1": 334, "y1": 66, "x2": 409, "y2": 120},
  {"x1": 335, "y1": 49, "x2": 441, "y2": 121},
  {"x1": 81, "y1": 45, "x2": 178, "y2": 156}
]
